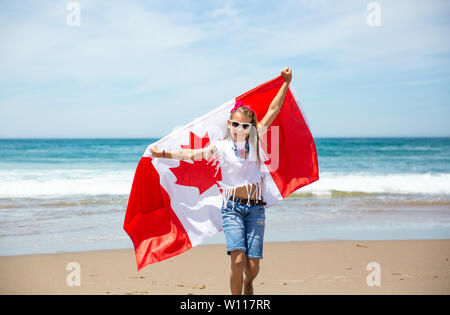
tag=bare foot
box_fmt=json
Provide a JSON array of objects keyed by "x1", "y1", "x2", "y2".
[{"x1": 243, "y1": 281, "x2": 254, "y2": 295}]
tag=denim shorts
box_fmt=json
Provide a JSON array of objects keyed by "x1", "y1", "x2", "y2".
[{"x1": 221, "y1": 199, "x2": 266, "y2": 259}]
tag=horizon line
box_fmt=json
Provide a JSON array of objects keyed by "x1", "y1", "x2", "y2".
[{"x1": 0, "y1": 136, "x2": 449, "y2": 140}]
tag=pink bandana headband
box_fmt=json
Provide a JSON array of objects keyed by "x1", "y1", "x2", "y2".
[{"x1": 230, "y1": 100, "x2": 254, "y2": 113}]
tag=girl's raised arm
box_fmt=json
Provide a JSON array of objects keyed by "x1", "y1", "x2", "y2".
[{"x1": 257, "y1": 67, "x2": 292, "y2": 134}]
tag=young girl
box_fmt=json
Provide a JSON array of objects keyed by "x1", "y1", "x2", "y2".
[{"x1": 150, "y1": 67, "x2": 292, "y2": 295}]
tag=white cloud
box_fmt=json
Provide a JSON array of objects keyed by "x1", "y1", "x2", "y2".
[
  {"x1": 1, "y1": 0, "x2": 449, "y2": 85},
  {"x1": 0, "y1": 1, "x2": 208, "y2": 82}
]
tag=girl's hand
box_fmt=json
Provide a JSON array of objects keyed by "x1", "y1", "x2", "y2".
[
  {"x1": 281, "y1": 67, "x2": 292, "y2": 85},
  {"x1": 150, "y1": 144, "x2": 161, "y2": 156}
]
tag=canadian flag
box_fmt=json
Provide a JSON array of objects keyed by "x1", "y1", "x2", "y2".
[{"x1": 123, "y1": 75, "x2": 319, "y2": 271}]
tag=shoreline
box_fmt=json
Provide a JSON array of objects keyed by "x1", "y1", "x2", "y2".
[{"x1": 1, "y1": 239, "x2": 449, "y2": 295}]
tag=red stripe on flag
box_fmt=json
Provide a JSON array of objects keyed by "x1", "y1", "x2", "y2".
[
  {"x1": 123, "y1": 157, "x2": 192, "y2": 270},
  {"x1": 236, "y1": 76, "x2": 319, "y2": 198}
]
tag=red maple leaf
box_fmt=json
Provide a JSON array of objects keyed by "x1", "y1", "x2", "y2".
[{"x1": 169, "y1": 131, "x2": 222, "y2": 195}]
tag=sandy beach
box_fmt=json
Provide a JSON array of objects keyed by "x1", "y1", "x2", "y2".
[{"x1": 0, "y1": 239, "x2": 449, "y2": 295}]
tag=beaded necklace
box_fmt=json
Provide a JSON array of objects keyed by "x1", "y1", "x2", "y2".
[{"x1": 232, "y1": 138, "x2": 250, "y2": 159}]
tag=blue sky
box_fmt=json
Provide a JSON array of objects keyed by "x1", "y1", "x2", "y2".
[{"x1": 0, "y1": 0, "x2": 449, "y2": 138}]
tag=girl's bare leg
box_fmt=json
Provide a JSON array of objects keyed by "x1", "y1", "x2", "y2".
[
  {"x1": 229, "y1": 250, "x2": 246, "y2": 295},
  {"x1": 243, "y1": 258, "x2": 260, "y2": 295}
]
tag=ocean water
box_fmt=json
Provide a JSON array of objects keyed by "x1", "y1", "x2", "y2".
[{"x1": 0, "y1": 137, "x2": 449, "y2": 255}]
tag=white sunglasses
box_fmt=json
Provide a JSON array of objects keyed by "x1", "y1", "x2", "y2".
[{"x1": 229, "y1": 119, "x2": 253, "y2": 130}]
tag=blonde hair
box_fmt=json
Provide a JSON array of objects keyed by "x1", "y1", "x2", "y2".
[{"x1": 225, "y1": 106, "x2": 262, "y2": 167}]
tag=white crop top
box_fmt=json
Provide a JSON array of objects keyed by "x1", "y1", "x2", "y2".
[{"x1": 206, "y1": 137, "x2": 269, "y2": 207}]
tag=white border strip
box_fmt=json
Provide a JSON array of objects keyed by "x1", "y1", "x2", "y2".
[{"x1": 143, "y1": 98, "x2": 236, "y2": 157}]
